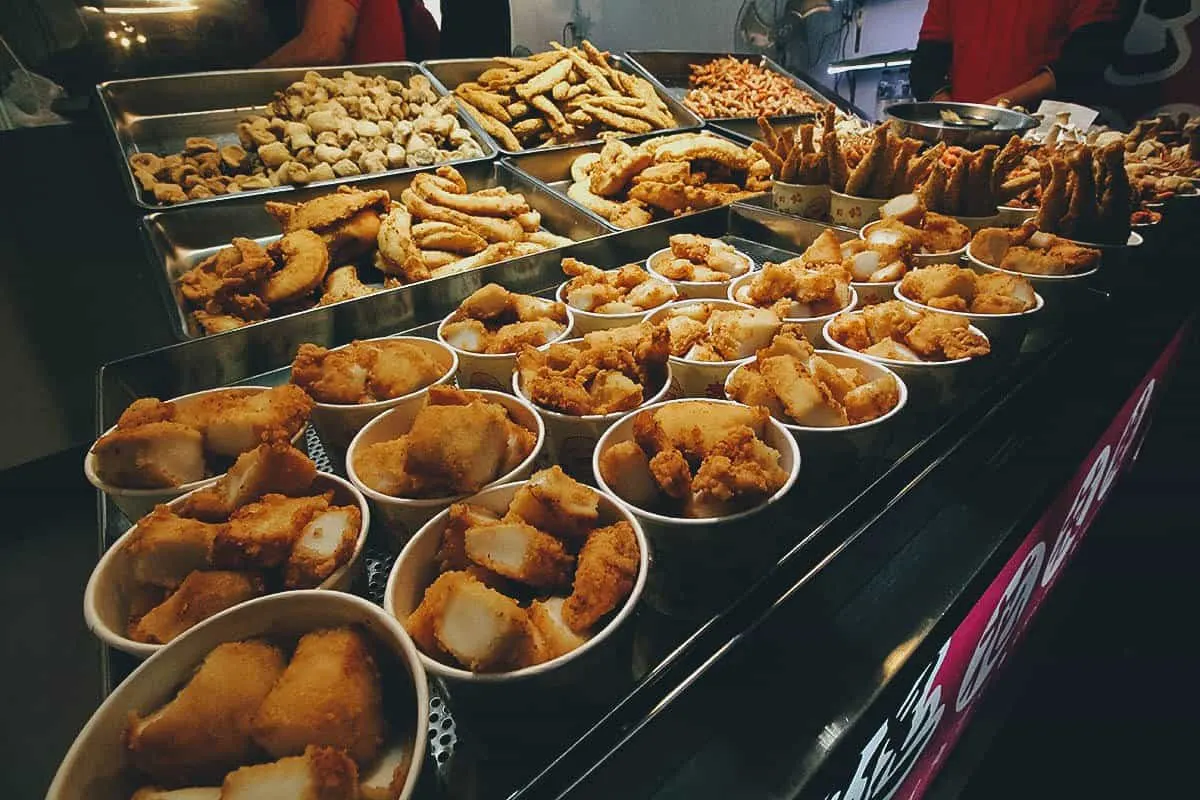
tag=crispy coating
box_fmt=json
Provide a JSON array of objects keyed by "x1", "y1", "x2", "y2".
[
  {"x1": 127, "y1": 640, "x2": 286, "y2": 784},
  {"x1": 591, "y1": 138, "x2": 655, "y2": 196},
  {"x1": 635, "y1": 401, "x2": 768, "y2": 461},
  {"x1": 905, "y1": 314, "x2": 987, "y2": 359},
  {"x1": 252, "y1": 627, "x2": 385, "y2": 765},
  {"x1": 596, "y1": 440, "x2": 659, "y2": 509},
  {"x1": 125, "y1": 506, "x2": 222, "y2": 589},
  {"x1": 691, "y1": 426, "x2": 789, "y2": 503},
  {"x1": 899, "y1": 264, "x2": 977, "y2": 306},
  {"x1": 561, "y1": 260, "x2": 676, "y2": 313},
  {"x1": 172, "y1": 384, "x2": 313, "y2": 459},
  {"x1": 91, "y1": 422, "x2": 206, "y2": 489},
  {"x1": 262, "y1": 229, "x2": 331, "y2": 306},
  {"x1": 527, "y1": 597, "x2": 590, "y2": 660},
  {"x1": 284, "y1": 505, "x2": 362, "y2": 588},
  {"x1": 291, "y1": 339, "x2": 446, "y2": 404},
  {"x1": 319, "y1": 265, "x2": 376, "y2": 306},
  {"x1": 464, "y1": 520, "x2": 576, "y2": 590},
  {"x1": 562, "y1": 521, "x2": 639, "y2": 632},
  {"x1": 179, "y1": 238, "x2": 273, "y2": 308},
  {"x1": 221, "y1": 745, "x2": 359, "y2": 800},
  {"x1": 213, "y1": 492, "x2": 331, "y2": 569},
  {"x1": 844, "y1": 375, "x2": 901, "y2": 424},
  {"x1": 508, "y1": 466, "x2": 600, "y2": 539},
  {"x1": 129, "y1": 570, "x2": 264, "y2": 644},
  {"x1": 648, "y1": 448, "x2": 693, "y2": 499},
  {"x1": 442, "y1": 284, "x2": 568, "y2": 354},
  {"x1": 428, "y1": 571, "x2": 537, "y2": 672},
  {"x1": 179, "y1": 443, "x2": 317, "y2": 522},
  {"x1": 265, "y1": 187, "x2": 391, "y2": 233}
]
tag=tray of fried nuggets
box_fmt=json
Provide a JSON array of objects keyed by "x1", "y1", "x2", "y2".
[{"x1": 142, "y1": 159, "x2": 611, "y2": 339}]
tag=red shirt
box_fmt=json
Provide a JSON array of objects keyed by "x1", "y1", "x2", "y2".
[
  {"x1": 919, "y1": 0, "x2": 1120, "y2": 102},
  {"x1": 342, "y1": 0, "x2": 409, "y2": 62}
]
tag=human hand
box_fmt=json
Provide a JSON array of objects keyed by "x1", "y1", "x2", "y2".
[{"x1": 931, "y1": 89, "x2": 952, "y2": 102}]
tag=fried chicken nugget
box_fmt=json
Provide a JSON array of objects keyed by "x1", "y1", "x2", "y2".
[
  {"x1": 402, "y1": 400, "x2": 511, "y2": 495},
  {"x1": 129, "y1": 570, "x2": 264, "y2": 644},
  {"x1": 692, "y1": 426, "x2": 789, "y2": 503},
  {"x1": 464, "y1": 520, "x2": 575, "y2": 590},
  {"x1": 843, "y1": 375, "x2": 901, "y2": 424},
  {"x1": 284, "y1": 504, "x2": 362, "y2": 588},
  {"x1": 91, "y1": 422, "x2": 206, "y2": 489},
  {"x1": 179, "y1": 442, "x2": 317, "y2": 522},
  {"x1": 562, "y1": 521, "x2": 639, "y2": 633},
  {"x1": 221, "y1": 745, "x2": 359, "y2": 800},
  {"x1": 648, "y1": 447, "x2": 693, "y2": 499},
  {"x1": 173, "y1": 384, "x2": 313, "y2": 459},
  {"x1": 636, "y1": 401, "x2": 769, "y2": 461},
  {"x1": 252, "y1": 627, "x2": 385, "y2": 765},
  {"x1": 127, "y1": 640, "x2": 286, "y2": 784},
  {"x1": 213, "y1": 492, "x2": 331, "y2": 569},
  {"x1": 429, "y1": 571, "x2": 538, "y2": 671},
  {"x1": 507, "y1": 466, "x2": 600, "y2": 540},
  {"x1": 125, "y1": 506, "x2": 221, "y2": 589},
  {"x1": 528, "y1": 596, "x2": 591, "y2": 660},
  {"x1": 597, "y1": 440, "x2": 659, "y2": 509}
]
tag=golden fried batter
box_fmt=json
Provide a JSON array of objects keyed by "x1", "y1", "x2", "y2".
[
  {"x1": 213, "y1": 492, "x2": 331, "y2": 569},
  {"x1": 221, "y1": 745, "x2": 359, "y2": 800},
  {"x1": 265, "y1": 187, "x2": 391, "y2": 233},
  {"x1": 129, "y1": 570, "x2": 264, "y2": 644},
  {"x1": 179, "y1": 442, "x2": 317, "y2": 522},
  {"x1": 562, "y1": 521, "x2": 639, "y2": 632}
]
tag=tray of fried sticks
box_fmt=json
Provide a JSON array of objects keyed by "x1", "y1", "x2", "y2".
[{"x1": 423, "y1": 42, "x2": 703, "y2": 155}]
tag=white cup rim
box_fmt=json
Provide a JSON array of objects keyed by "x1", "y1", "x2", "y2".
[
  {"x1": 893, "y1": 280, "x2": 1046, "y2": 319},
  {"x1": 592, "y1": 398, "x2": 802, "y2": 527},
  {"x1": 383, "y1": 480, "x2": 649, "y2": 683},
  {"x1": 436, "y1": 304, "x2": 575, "y2": 360},
  {"x1": 644, "y1": 246, "x2": 755, "y2": 288},
  {"x1": 821, "y1": 313, "x2": 991, "y2": 367},
  {"x1": 965, "y1": 241, "x2": 1101, "y2": 281}
]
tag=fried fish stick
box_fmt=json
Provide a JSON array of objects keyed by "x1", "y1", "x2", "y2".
[
  {"x1": 824, "y1": 130, "x2": 848, "y2": 192},
  {"x1": 999, "y1": 172, "x2": 1040, "y2": 201},
  {"x1": 454, "y1": 84, "x2": 511, "y2": 123},
  {"x1": 780, "y1": 145, "x2": 802, "y2": 183},
  {"x1": 919, "y1": 159, "x2": 949, "y2": 213},
  {"x1": 532, "y1": 94, "x2": 577, "y2": 136},
  {"x1": 868, "y1": 132, "x2": 902, "y2": 197},
  {"x1": 515, "y1": 58, "x2": 574, "y2": 100},
  {"x1": 845, "y1": 125, "x2": 888, "y2": 196},
  {"x1": 967, "y1": 145, "x2": 999, "y2": 215},
  {"x1": 401, "y1": 188, "x2": 525, "y2": 242},
  {"x1": 944, "y1": 157, "x2": 970, "y2": 215},
  {"x1": 904, "y1": 141, "x2": 945, "y2": 191},
  {"x1": 798, "y1": 124, "x2": 815, "y2": 154},
  {"x1": 1035, "y1": 156, "x2": 1070, "y2": 234},
  {"x1": 889, "y1": 138, "x2": 923, "y2": 196},
  {"x1": 1097, "y1": 142, "x2": 1132, "y2": 242},
  {"x1": 579, "y1": 101, "x2": 653, "y2": 134},
  {"x1": 751, "y1": 140, "x2": 784, "y2": 178},
  {"x1": 459, "y1": 100, "x2": 521, "y2": 151},
  {"x1": 990, "y1": 135, "x2": 1028, "y2": 197},
  {"x1": 1060, "y1": 147, "x2": 1098, "y2": 239},
  {"x1": 757, "y1": 116, "x2": 779, "y2": 152}
]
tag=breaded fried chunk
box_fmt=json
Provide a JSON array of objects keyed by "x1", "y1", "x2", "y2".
[
  {"x1": 220, "y1": 745, "x2": 359, "y2": 800},
  {"x1": 129, "y1": 570, "x2": 264, "y2": 644},
  {"x1": 180, "y1": 443, "x2": 317, "y2": 522},
  {"x1": 91, "y1": 422, "x2": 206, "y2": 489},
  {"x1": 464, "y1": 520, "x2": 575, "y2": 590},
  {"x1": 284, "y1": 505, "x2": 362, "y2": 588},
  {"x1": 213, "y1": 492, "x2": 331, "y2": 569},
  {"x1": 506, "y1": 466, "x2": 599, "y2": 539},
  {"x1": 431, "y1": 571, "x2": 536, "y2": 672},
  {"x1": 173, "y1": 384, "x2": 312, "y2": 458},
  {"x1": 125, "y1": 506, "x2": 221, "y2": 589},
  {"x1": 562, "y1": 522, "x2": 639, "y2": 632}
]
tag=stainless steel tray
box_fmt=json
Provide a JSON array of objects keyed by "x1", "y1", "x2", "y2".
[
  {"x1": 97, "y1": 62, "x2": 498, "y2": 211},
  {"x1": 422, "y1": 55, "x2": 703, "y2": 156},
  {"x1": 622, "y1": 51, "x2": 867, "y2": 124},
  {"x1": 500, "y1": 130, "x2": 767, "y2": 232},
  {"x1": 143, "y1": 160, "x2": 609, "y2": 340}
]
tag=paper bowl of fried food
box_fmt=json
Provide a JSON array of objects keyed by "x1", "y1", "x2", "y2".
[
  {"x1": 556, "y1": 257, "x2": 679, "y2": 335},
  {"x1": 436, "y1": 284, "x2": 574, "y2": 392},
  {"x1": 347, "y1": 386, "x2": 545, "y2": 547},
  {"x1": 893, "y1": 264, "x2": 1045, "y2": 342},
  {"x1": 85, "y1": 443, "x2": 370, "y2": 659},
  {"x1": 773, "y1": 180, "x2": 832, "y2": 220},
  {"x1": 85, "y1": 385, "x2": 313, "y2": 522},
  {"x1": 859, "y1": 194, "x2": 973, "y2": 267},
  {"x1": 727, "y1": 265, "x2": 857, "y2": 346},
  {"x1": 291, "y1": 337, "x2": 458, "y2": 451},
  {"x1": 384, "y1": 468, "x2": 648, "y2": 697},
  {"x1": 830, "y1": 190, "x2": 888, "y2": 227},
  {"x1": 594, "y1": 398, "x2": 800, "y2": 616},
  {"x1": 644, "y1": 300, "x2": 783, "y2": 399},
  {"x1": 512, "y1": 324, "x2": 674, "y2": 481},
  {"x1": 966, "y1": 223, "x2": 1102, "y2": 305},
  {"x1": 52, "y1": 590, "x2": 429, "y2": 800},
  {"x1": 645, "y1": 234, "x2": 755, "y2": 300}
]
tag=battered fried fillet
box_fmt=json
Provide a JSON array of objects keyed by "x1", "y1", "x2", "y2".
[
  {"x1": 905, "y1": 314, "x2": 990, "y2": 360},
  {"x1": 263, "y1": 230, "x2": 331, "y2": 306},
  {"x1": 705, "y1": 307, "x2": 783, "y2": 360},
  {"x1": 648, "y1": 447, "x2": 693, "y2": 499},
  {"x1": 319, "y1": 265, "x2": 375, "y2": 306},
  {"x1": 652, "y1": 134, "x2": 757, "y2": 171},
  {"x1": 562, "y1": 521, "x2": 639, "y2": 632},
  {"x1": 527, "y1": 597, "x2": 590, "y2": 660},
  {"x1": 179, "y1": 443, "x2": 317, "y2": 522},
  {"x1": 691, "y1": 426, "x2": 789, "y2": 503},
  {"x1": 173, "y1": 384, "x2": 313, "y2": 459},
  {"x1": 561, "y1": 259, "x2": 676, "y2": 313},
  {"x1": 843, "y1": 375, "x2": 901, "y2": 424},
  {"x1": 129, "y1": 570, "x2": 264, "y2": 644},
  {"x1": 291, "y1": 339, "x2": 445, "y2": 404},
  {"x1": 437, "y1": 503, "x2": 499, "y2": 572},
  {"x1": 635, "y1": 402, "x2": 769, "y2": 461},
  {"x1": 899, "y1": 264, "x2": 977, "y2": 307},
  {"x1": 404, "y1": 571, "x2": 458, "y2": 659},
  {"x1": 358, "y1": 738, "x2": 415, "y2": 800},
  {"x1": 861, "y1": 301, "x2": 922, "y2": 342},
  {"x1": 91, "y1": 422, "x2": 206, "y2": 489},
  {"x1": 826, "y1": 313, "x2": 872, "y2": 352},
  {"x1": 130, "y1": 788, "x2": 220, "y2": 800},
  {"x1": 178, "y1": 238, "x2": 273, "y2": 307},
  {"x1": 507, "y1": 466, "x2": 600, "y2": 540},
  {"x1": 920, "y1": 213, "x2": 971, "y2": 253},
  {"x1": 464, "y1": 520, "x2": 575, "y2": 590},
  {"x1": 971, "y1": 272, "x2": 1037, "y2": 313},
  {"x1": 801, "y1": 230, "x2": 845, "y2": 264},
  {"x1": 220, "y1": 745, "x2": 359, "y2": 800},
  {"x1": 127, "y1": 640, "x2": 286, "y2": 785},
  {"x1": 725, "y1": 366, "x2": 787, "y2": 420},
  {"x1": 430, "y1": 571, "x2": 536, "y2": 672},
  {"x1": 213, "y1": 492, "x2": 331, "y2": 569},
  {"x1": 265, "y1": 187, "x2": 391, "y2": 233},
  {"x1": 252, "y1": 627, "x2": 385, "y2": 765},
  {"x1": 321, "y1": 209, "x2": 383, "y2": 262},
  {"x1": 284, "y1": 505, "x2": 361, "y2": 588},
  {"x1": 590, "y1": 138, "x2": 654, "y2": 196},
  {"x1": 758, "y1": 355, "x2": 842, "y2": 426},
  {"x1": 402, "y1": 400, "x2": 511, "y2": 495}
]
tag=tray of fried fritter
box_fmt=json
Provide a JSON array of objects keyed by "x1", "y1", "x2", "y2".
[
  {"x1": 143, "y1": 159, "x2": 610, "y2": 338},
  {"x1": 99, "y1": 63, "x2": 497, "y2": 211},
  {"x1": 423, "y1": 41, "x2": 703, "y2": 155},
  {"x1": 502, "y1": 130, "x2": 773, "y2": 231}
]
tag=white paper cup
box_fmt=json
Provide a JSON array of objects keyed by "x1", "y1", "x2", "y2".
[
  {"x1": 893, "y1": 281, "x2": 1045, "y2": 343},
  {"x1": 830, "y1": 190, "x2": 887, "y2": 226},
  {"x1": 346, "y1": 389, "x2": 544, "y2": 548},
  {"x1": 84, "y1": 471, "x2": 370, "y2": 659},
  {"x1": 556, "y1": 280, "x2": 678, "y2": 335},
  {"x1": 952, "y1": 212, "x2": 1002, "y2": 232},
  {"x1": 727, "y1": 272, "x2": 858, "y2": 346},
  {"x1": 996, "y1": 205, "x2": 1038, "y2": 226},
  {"x1": 384, "y1": 479, "x2": 648, "y2": 693},
  {"x1": 851, "y1": 279, "x2": 902, "y2": 305},
  {"x1": 861, "y1": 220, "x2": 968, "y2": 266},
  {"x1": 437, "y1": 309, "x2": 573, "y2": 392},
  {"x1": 513, "y1": 343, "x2": 673, "y2": 482},
  {"x1": 773, "y1": 180, "x2": 831, "y2": 219},
  {"x1": 594, "y1": 399, "x2": 801, "y2": 617},
  {"x1": 85, "y1": 386, "x2": 308, "y2": 522},
  {"x1": 645, "y1": 247, "x2": 755, "y2": 300},
  {"x1": 643, "y1": 300, "x2": 761, "y2": 398},
  {"x1": 306, "y1": 337, "x2": 458, "y2": 451},
  {"x1": 53, "y1": 591, "x2": 428, "y2": 800},
  {"x1": 965, "y1": 240, "x2": 1099, "y2": 307}
]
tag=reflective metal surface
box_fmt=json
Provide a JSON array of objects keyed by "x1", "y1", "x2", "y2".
[
  {"x1": 885, "y1": 102, "x2": 1038, "y2": 147},
  {"x1": 141, "y1": 160, "x2": 608, "y2": 339},
  {"x1": 422, "y1": 56, "x2": 704, "y2": 155},
  {"x1": 97, "y1": 62, "x2": 497, "y2": 211}
]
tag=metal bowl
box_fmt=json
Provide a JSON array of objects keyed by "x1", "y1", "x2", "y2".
[{"x1": 885, "y1": 101, "x2": 1037, "y2": 147}]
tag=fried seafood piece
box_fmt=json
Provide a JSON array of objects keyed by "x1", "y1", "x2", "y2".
[
  {"x1": 262, "y1": 229, "x2": 331, "y2": 306},
  {"x1": 436, "y1": 502, "x2": 500, "y2": 572},
  {"x1": 971, "y1": 272, "x2": 1037, "y2": 313},
  {"x1": 174, "y1": 384, "x2": 312, "y2": 458},
  {"x1": 427, "y1": 571, "x2": 540, "y2": 671},
  {"x1": 127, "y1": 640, "x2": 286, "y2": 784},
  {"x1": 213, "y1": 492, "x2": 331, "y2": 569},
  {"x1": 724, "y1": 366, "x2": 787, "y2": 420},
  {"x1": 402, "y1": 399, "x2": 514, "y2": 495},
  {"x1": 265, "y1": 186, "x2": 391, "y2": 233},
  {"x1": 291, "y1": 340, "x2": 444, "y2": 403},
  {"x1": 376, "y1": 204, "x2": 430, "y2": 282},
  {"x1": 221, "y1": 746, "x2": 359, "y2": 800},
  {"x1": 860, "y1": 301, "x2": 922, "y2": 343},
  {"x1": 179, "y1": 443, "x2": 317, "y2": 522},
  {"x1": 322, "y1": 207, "x2": 384, "y2": 262},
  {"x1": 125, "y1": 506, "x2": 222, "y2": 589},
  {"x1": 284, "y1": 504, "x2": 362, "y2": 588},
  {"x1": 648, "y1": 446, "x2": 693, "y2": 499},
  {"x1": 758, "y1": 354, "x2": 845, "y2": 426},
  {"x1": 905, "y1": 314, "x2": 990, "y2": 360},
  {"x1": 899, "y1": 264, "x2": 978, "y2": 306},
  {"x1": 252, "y1": 627, "x2": 385, "y2": 765},
  {"x1": 562, "y1": 521, "x2": 639, "y2": 632},
  {"x1": 506, "y1": 465, "x2": 600, "y2": 541},
  {"x1": 404, "y1": 570, "x2": 458, "y2": 660},
  {"x1": 863, "y1": 338, "x2": 922, "y2": 362},
  {"x1": 634, "y1": 401, "x2": 769, "y2": 461},
  {"x1": 463, "y1": 519, "x2": 575, "y2": 590},
  {"x1": 590, "y1": 138, "x2": 654, "y2": 197},
  {"x1": 349, "y1": 438, "x2": 413, "y2": 497},
  {"x1": 691, "y1": 425, "x2": 789, "y2": 504},
  {"x1": 91, "y1": 422, "x2": 206, "y2": 489},
  {"x1": 843, "y1": 375, "x2": 901, "y2": 424},
  {"x1": 652, "y1": 133, "x2": 757, "y2": 170},
  {"x1": 178, "y1": 238, "x2": 274, "y2": 308},
  {"x1": 528, "y1": 597, "x2": 591, "y2": 660},
  {"x1": 319, "y1": 265, "x2": 375, "y2": 305},
  {"x1": 129, "y1": 570, "x2": 264, "y2": 644},
  {"x1": 560, "y1": 259, "x2": 675, "y2": 312}
]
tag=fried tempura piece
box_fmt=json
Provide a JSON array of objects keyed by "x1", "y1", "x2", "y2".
[
  {"x1": 130, "y1": 570, "x2": 264, "y2": 644},
  {"x1": 252, "y1": 627, "x2": 385, "y2": 765},
  {"x1": 179, "y1": 443, "x2": 317, "y2": 522},
  {"x1": 596, "y1": 440, "x2": 659, "y2": 509},
  {"x1": 464, "y1": 520, "x2": 575, "y2": 590},
  {"x1": 284, "y1": 505, "x2": 361, "y2": 588},
  {"x1": 561, "y1": 521, "x2": 639, "y2": 633},
  {"x1": 508, "y1": 466, "x2": 600, "y2": 539},
  {"x1": 91, "y1": 422, "x2": 206, "y2": 489},
  {"x1": 127, "y1": 640, "x2": 286, "y2": 784},
  {"x1": 636, "y1": 401, "x2": 769, "y2": 461},
  {"x1": 125, "y1": 506, "x2": 222, "y2": 589},
  {"x1": 528, "y1": 597, "x2": 591, "y2": 660},
  {"x1": 843, "y1": 375, "x2": 901, "y2": 424},
  {"x1": 221, "y1": 746, "x2": 359, "y2": 800},
  {"x1": 404, "y1": 571, "x2": 456, "y2": 659},
  {"x1": 899, "y1": 264, "x2": 977, "y2": 306},
  {"x1": 401, "y1": 400, "x2": 512, "y2": 495},
  {"x1": 368, "y1": 340, "x2": 446, "y2": 400},
  {"x1": 430, "y1": 571, "x2": 536, "y2": 671},
  {"x1": 590, "y1": 138, "x2": 654, "y2": 196},
  {"x1": 213, "y1": 492, "x2": 330, "y2": 568},
  {"x1": 173, "y1": 384, "x2": 312, "y2": 459},
  {"x1": 691, "y1": 426, "x2": 788, "y2": 503}
]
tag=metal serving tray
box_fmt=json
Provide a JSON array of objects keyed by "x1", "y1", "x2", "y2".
[
  {"x1": 142, "y1": 160, "x2": 609, "y2": 340},
  {"x1": 422, "y1": 55, "x2": 703, "y2": 156},
  {"x1": 622, "y1": 50, "x2": 867, "y2": 125},
  {"x1": 500, "y1": 130, "x2": 767, "y2": 232},
  {"x1": 97, "y1": 62, "x2": 497, "y2": 211}
]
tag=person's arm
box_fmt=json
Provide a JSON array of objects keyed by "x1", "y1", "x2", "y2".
[
  {"x1": 258, "y1": 0, "x2": 358, "y2": 68},
  {"x1": 910, "y1": 0, "x2": 952, "y2": 101}
]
